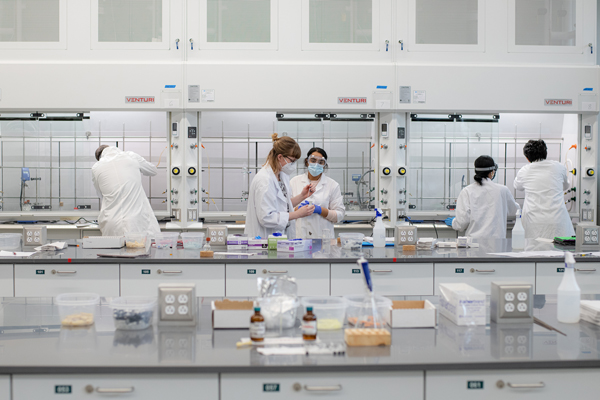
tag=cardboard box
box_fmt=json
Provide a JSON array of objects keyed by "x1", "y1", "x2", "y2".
[
  {"x1": 390, "y1": 300, "x2": 436, "y2": 328},
  {"x1": 212, "y1": 299, "x2": 254, "y2": 329},
  {"x1": 227, "y1": 244, "x2": 248, "y2": 251},
  {"x1": 277, "y1": 239, "x2": 313, "y2": 253},
  {"x1": 438, "y1": 283, "x2": 486, "y2": 326},
  {"x1": 227, "y1": 235, "x2": 249, "y2": 246},
  {"x1": 248, "y1": 238, "x2": 268, "y2": 251}
]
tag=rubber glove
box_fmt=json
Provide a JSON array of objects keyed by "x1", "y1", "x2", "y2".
[
  {"x1": 298, "y1": 201, "x2": 309, "y2": 209},
  {"x1": 445, "y1": 217, "x2": 455, "y2": 227},
  {"x1": 313, "y1": 205, "x2": 322, "y2": 215}
]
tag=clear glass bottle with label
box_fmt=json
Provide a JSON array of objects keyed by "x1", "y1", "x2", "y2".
[
  {"x1": 250, "y1": 307, "x2": 265, "y2": 342},
  {"x1": 302, "y1": 306, "x2": 317, "y2": 341}
]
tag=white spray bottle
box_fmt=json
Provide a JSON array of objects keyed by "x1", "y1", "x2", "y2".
[
  {"x1": 511, "y1": 210, "x2": 525, "y2": 250},
  {"x1": 557, "y1": 252, "x2": 581, "y2": 323},
  {"x1": 373, "y1": 208, "x2": 386, "y2": 248}
]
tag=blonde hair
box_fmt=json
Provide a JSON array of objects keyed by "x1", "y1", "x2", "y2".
[{"x1": 265, "y1": 133, "x2": 302, "y2": 175}]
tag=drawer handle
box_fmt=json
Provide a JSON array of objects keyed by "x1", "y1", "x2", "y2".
[
  {"x1": 470, "y1": 268, "x2": 495, "y2": 273},
  {"x1": 507, "y1": 382, "x2": 545, "y2": 389},
  {"x1": 304, "y1": 385, "x2": 342, "y2": 392},
  {"x1": 51, "y1": 270, "x2": 76, "y2": 275},
  {"x1": 157, "y1": 270, "x2": 182, "y2": 274},
  {"x1": 576, "y1": 268, "x2": 597, "y2": 272},
  {"x1": 370, "y1": 269, "x2": 392, "y2": 273},
  {"x1": 263, "y1": 269, "x2": 288, "y2": 274},
  {"x1": 85, "y1": 385, "x2": 135, "y2": 394}
]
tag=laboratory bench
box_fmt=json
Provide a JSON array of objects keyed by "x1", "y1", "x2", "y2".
[
  {"x1": 0, "y1": 239, "x2": 594, "y2": 299},
  {"x1": 0, "y1": 296, "x2": 598, "y2": 399}
]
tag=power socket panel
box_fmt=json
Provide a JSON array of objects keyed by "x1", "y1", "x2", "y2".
[
  {"x1": 23, "y1": 226, "x2": 47, "y2": 246},
  {"x1": 158, "y1": 283, "x2": 197, "y2": 326},
  {"x1": 208, "y1": 225, "x2": 227, "y2": 245},
  {"x1": 395, "y1": 226, "x2": 417, "y2": 246},
  {"x1": 576, "y1": 224, "x2": 600, "y2": 250},
  {"x1": 491, "y1": 282, "x2": 533, "y2": 324}
]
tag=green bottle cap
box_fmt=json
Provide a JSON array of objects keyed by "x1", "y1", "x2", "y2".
[
  {"x1": 254, "y1": 307, "x2": 260, "y2": 312},
  {"x1": 307, "y1": 306, "x2": 313, "y2": 312}
]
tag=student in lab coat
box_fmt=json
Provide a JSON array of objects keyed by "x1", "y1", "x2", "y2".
[
  {"x1": 514, "y1": 139, "x2": 575, "y2": 239},
  {"x1": 290, "y1": 148, "x2": 345, "y2": 239},
  {"x1": 91, "y1": 145, "x2": 161, "y2": 237},
  {"x1": 244, "y1": 134, "x2": 315, "y2": 239},
  {"x1": 446, "y1": 156, "x2": 520, "y2": 239}
]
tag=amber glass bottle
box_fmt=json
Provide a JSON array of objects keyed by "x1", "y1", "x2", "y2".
[
  {"x1": 302, "y1": 306, "x2": 317, "y2": 341},
  {"x1": 250, "y1": 307, "x2": 265, "y2": 342}
]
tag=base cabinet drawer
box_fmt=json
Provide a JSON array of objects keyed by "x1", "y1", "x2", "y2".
[
  {"x1": 226, "y1": 263, "x2": 329, "y2": 297},
  {"x1": 221, "y1": 372, "x2": 423, "y2": 399},
  {"x1": 426, "y1": 369, "x2": 600, "y2": 399},
  {"x1": 536, "y1": 262, "x2": 600, "y2": 294},
  {"x1": 0, "y1": 376, "x2": 9, "y2": 400},
  {"x1": 121, "y1": 264, "x2": 225, "y2": 297},
  {"x1": 14, "y1": 264, "x2": 119, "y2": 297},
  {"x1": 13, "y1": 374, "x2": 219, "y2": 400},
  {"x1": 331, "y1": 263, "x2": 433, "y2": 296},
  {"x1": 434, "y1": 263, "x2": 535, "y2": 295},
  {"x1": 0, "y1": 265, "x2": 12, "y2": 297}
]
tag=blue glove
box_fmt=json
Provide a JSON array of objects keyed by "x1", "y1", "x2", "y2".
[
  {"x1": 314, "y1": 205, "x2": 322, "y2": 215},
  {"x1": 445, "y1": 217, "x2": 455, "y2": 227},
  {"x1": 298, "y1": 201, "x2": 309, "y2": 209}
]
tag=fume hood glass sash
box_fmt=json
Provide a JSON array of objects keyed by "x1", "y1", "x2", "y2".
[{"x1": 0, "y1": 0, "x2": 66, "y2": 50}]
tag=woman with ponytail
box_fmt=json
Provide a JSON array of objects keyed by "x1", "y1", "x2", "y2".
[
  {"x1": 245, "y1": 133, "x2": 316, "y2": 238},
  {"x1": 446, "y1": 155, "x2": 520, "y2": 238}
]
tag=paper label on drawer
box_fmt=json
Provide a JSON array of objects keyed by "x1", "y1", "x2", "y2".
[
  {"x1": 55, "y1": 385, "x2": 72, "y2": 394},
  {"x1": 263, "y1": 384, "x2": 280, "y2": 392},
  {"x1": 467, "y1": 381, "x2": 484, "y2": 389}
]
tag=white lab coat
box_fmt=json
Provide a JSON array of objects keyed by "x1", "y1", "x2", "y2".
[
  {"x1": 514, "y1": 160, "x2": 575, "y2": 239},
  {"x1": 452, "y1": 179, "x2": 520, "y2": 239},
  {"x1": 290, "y1": 173, "x2": 345, "y2": 239},
  {"x1": 91, "y1": 147, "x2": 160, "y2": 237},
  {"x1": 244, "y1": 164, "x2": 296, "y2": 239}
]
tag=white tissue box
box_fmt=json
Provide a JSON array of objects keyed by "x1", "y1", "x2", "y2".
[
  {"x1": 277, "y1": 239, "x2": 313, "y2": 253},
  {"x1": 438, "y1": 283, "x2": 486, "y2": 326}
]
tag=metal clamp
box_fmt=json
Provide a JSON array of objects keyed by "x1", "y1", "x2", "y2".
[
  {"x1": 51, "y1": 270, "x2": 76, "y2": 275},
  {"x1": 576, "y1": 268, "x2": 597, "y2": 272},
  {"x1": 470, "y1": 268, "x2": 495, "y2": 273},
  {"x1": 370, "y1": 269, "x2": 392, "y2": 273},
  {"x1": 263, "y1": 269, "x2": 288, "y2": 274},
  {"x1": 157, "y1": 270, "x2": 182, "y2": 274},
  {"x1": 304, "y1": 385, "x2": 342, "y2": 392},
  {"x1": 507, "y1": 382, "x2": 545, "y2": 389}
]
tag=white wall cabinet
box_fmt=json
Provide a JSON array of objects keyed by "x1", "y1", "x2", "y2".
[
  {"x1": 121, "y1": 263, "x2": 225, "y2": 297},
  {"x1": 536, "y1": 262, "x2": 600, "y2": 294},
  {"x1": 12, "y1": 374, "x2": 218, "y2": 399},
  {"x1": 221, "y1": 372, "x2": 423, "y2": 400},
  {"x1": 226, "y1": 263, "x2": 329, "y2": 297},
  {"x1": 426, "y1": 369, "x2": 600, "y2": 399},
  {"x1": 14, "y1": 264, "x2": 119, "y2": 297},
  {"x1": 331, "y1": 263, "x2": 433, "y2": 296},
  {"x1": 434, "y1": 263, "x2": 535, "y2": 295}
]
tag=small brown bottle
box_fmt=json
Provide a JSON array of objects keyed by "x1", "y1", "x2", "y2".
[
  {"x1": 250, "y1": 307, "x2": 265, "y2": 342},
  {"x1": 302, "y1": 306, "x2": 317, "y2": 341}
]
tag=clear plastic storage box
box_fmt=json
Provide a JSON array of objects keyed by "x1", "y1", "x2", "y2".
[
  {"x1": 181, "y1": 232, "x2": 205, "y2": 249},
  {"x1": 110, "y1": 296, "x2": 157, "y2": 330},
  {"x1": 56, "y1": 293, "x2": 100, "y2": 327},
  {"x1": 301, "y1": 296, "x2": 346, "y2": 330}
]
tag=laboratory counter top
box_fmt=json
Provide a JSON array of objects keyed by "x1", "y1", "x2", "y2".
[
  {"x1": 0, "y1": 296, "x2": 599, "y2": 374},
  {"x1": 1, "y1": 238, "x2": 597, "y2": 264}
]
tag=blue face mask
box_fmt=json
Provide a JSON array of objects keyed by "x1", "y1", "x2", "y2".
[{"x1": 308, "y1": 163, "x2": 324, "y2": 176}]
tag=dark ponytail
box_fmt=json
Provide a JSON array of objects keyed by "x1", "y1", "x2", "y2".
[{"x1": 473, "y1": 155, "x2": 497, "y2": 186}]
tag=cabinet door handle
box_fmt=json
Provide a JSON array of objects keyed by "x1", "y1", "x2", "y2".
[
  {"x1": 95, "y1": 387, "x2": 135, "y2": 394},
  {"x1": 507, "y1": 382, "x2": 545, "y2": 389},
  {"x1": 576, "y1": 268, "x2": 597, "y2": 272},
  {"x1": 370, "y1": 269, "x2": 392, "y2": 273},
  {"x1": 304, "y1": 385, "x2": 342, "y2": 392},
  {"x1": 157, "y1": 270, "x2": 182, "y2": 274},
  {"x1": 263, "y1": 270, "x2": 288, "y2": 274},
  {"x1": 51, "y1": 270, "x2": 76, "y2": 275},
  {"x1": 470, "y1": 268, "x2": 495, "y2": 273}
]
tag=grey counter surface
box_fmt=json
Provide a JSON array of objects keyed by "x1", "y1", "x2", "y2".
[
  {"x1": 3, "y1": 238, "x2": 598, "y2": 264},
  {"x1": 0, "y1": 296, "x2": 600, "y2": 374}
]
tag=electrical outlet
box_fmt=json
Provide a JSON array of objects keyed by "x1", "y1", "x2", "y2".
[
  {"x1": 576, "y1": 224, "x2": 600, "y2": 250},
  {"x1": 395, "y1": 226, "x2": 417, "y2": 246},
  {"x1": 23, "y1": 226, "x2": 47, "y2": 246},
  {"x1": 172, "y1": 208, "x2": 181, "y2": 222},
  {"x1": 208, "y1": 225, "x2": 227, "y2": 245},
  {"x1": 187, "y1": 208, "x2": 197, "y2": 222},
  {"x1": 491, "y1": 282, "x2": 533, "y2": 324},
  {"x1": 158, "y1": 283, "x2": 197, "y2": 326}
]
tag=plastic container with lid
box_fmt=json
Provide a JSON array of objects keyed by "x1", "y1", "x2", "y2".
[
  {"x1": 125, "y1": 233, "x2": 148, "y2": 249},
  {"x1": 56, "y1": 293, "x2": 100, "y2": 327},
  {"x1": 181, "y1": 232, "x2": 205, "y2": 249},
  {"x1": 154, "y1": 232, "x2": 180, "y2": 249},
  {"x1": 0, "y1": 233, "x2": 22, "y2": 249},
  {"x1": 344, "y1": 294, "x2": 391, "y2": 327},
  {"x1": 339, "y1": 233, "x2": 364, "y2": 250},
  {"x1": 110, "y1": 296, "x2": 157, "y2": 330},
  {"x1": 301, "y1": 296, "x2": 346, "y2": 330},
  {"x1": 255, "y1": 297, "x2": 300, "y2": 330}
]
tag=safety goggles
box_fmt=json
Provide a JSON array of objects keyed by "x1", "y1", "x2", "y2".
[
  {"x1": 474, "y1": 163, "x2": 498, "y2": 172},
  {"x1": 308, "y1": 156, "x2": 327, "y2": 166}
]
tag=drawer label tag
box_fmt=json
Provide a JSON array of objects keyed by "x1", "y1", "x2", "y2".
[
  {"x1": 263, "y1": 384, "x2": 280, "y2": 392},
  {"x1": 142, "y1": 269, "x2": 151, "y2": 275},
  {"x1": 557, "y1": 268, "x2": 565, "y2": 273},
  {"x1": 35, "y1": 270, "x2": 45, "y2": 275},
  {"x1": 55, "y1": 385, "x2": 72, "y2": 394},
  {"x1": 467, "y1": 381, "x2": 484, "y2": 389},
  {"x1": 455, "y1": 268, "x2": 464, "y2": 273},
  {"x1": 352, "y1": 269, "x2": 361, "y2": 274},
  {"x1": 247, "y1": 269, "x2": 256, "y2": 274}
]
